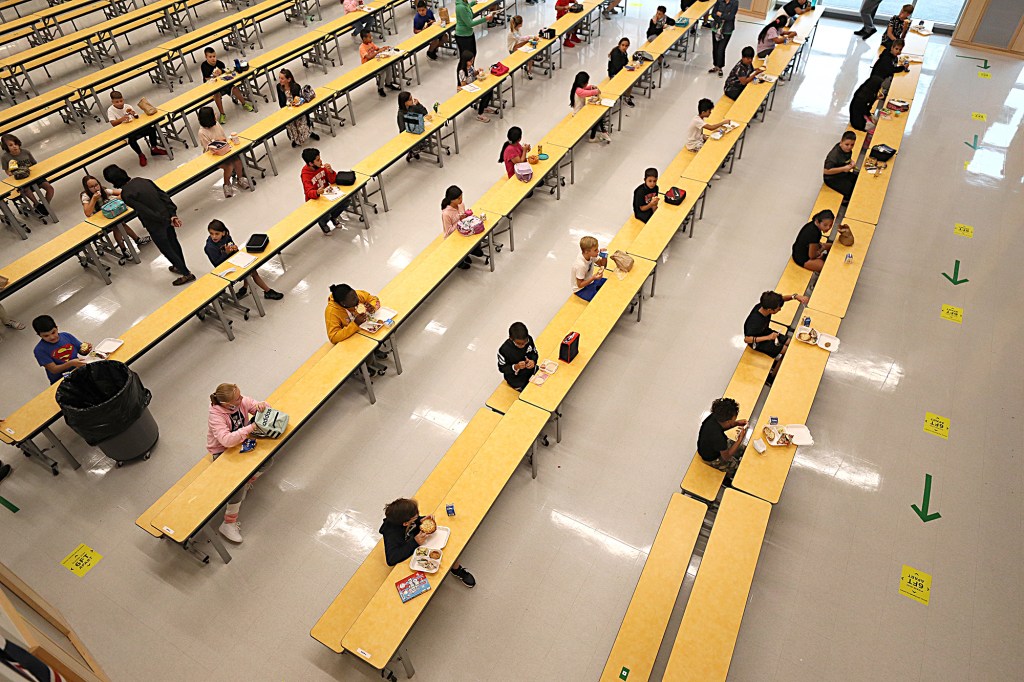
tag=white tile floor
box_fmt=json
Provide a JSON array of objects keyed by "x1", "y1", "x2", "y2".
[{"x1": 1, "y1": 1, "x2": 1023, "y2": 680}]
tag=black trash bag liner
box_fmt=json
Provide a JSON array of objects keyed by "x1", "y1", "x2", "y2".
[{"x1": 55, "y1": 361, "x2": 152, "y2": 446}]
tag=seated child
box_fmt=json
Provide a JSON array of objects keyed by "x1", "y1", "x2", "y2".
[
  {"x1": 685, "y1": 98, "x2": 732, "y2": 152},
  {"x1": 325, "y1": 283, "x2": 388, "y2": 372},
  {"x1": 823, "y1": 131, "x2": 859, "y2": 203},
  {"x1": 360, "y1": 29, "x2": 400, "y2": 98},
  {"x1": 1, "y1": 133, "x2": 55, "y2": 218},
  {"x1": 205, "y1": 220, "x2": 284, "y2": 299},
  {"x1": 632, "y1": 167, "x2": 659, "y2": 223},
  {"x1": 106, "y1": 91, "x2": 167, "y2": 168},
  {"x1": 497, "y1": 322, "x2": 538, "y2": 391},
  {"x1": 724, "y1": 46, "x2": 765, "y2": 100},
  {"x1": 697, "y1": 397, "x2": 749, "y2": 478},
  {"x1": 300, "y1": 147, "x2": 345, "y2": 234},
  {"x1": 80, "y1": 174, "x2": 149, "y2": 259},
  {"x1": 197, "y1": 106, "x2": 249, "y2": 198},
  {"x1": 414, "y1": 1, "x2": 442, "y2": 60},
  {"x1": 756, "y1": 16, "x2": 796, "y2": 59},
  {"x1": 32, "y1": 315, "x2": 90, "y2": 384},
  {"x1": 381, "y1": 497, "x2": 476, "y2": 586},
  {"x1": 791, "y1": 209, "x2": 836, "y2": 273},
  {"x1": 201, "y1": 46, "x2": 254, "y2": 123},
  {"x1": 555, "y1": 0, "x2": 582, "y2": 47},
  {"x1": 571, "y1": 236, "x2": 608, "y2": 302},
  {"x1": 743, "y1": 290, "x2": 808, "y2": 379}
]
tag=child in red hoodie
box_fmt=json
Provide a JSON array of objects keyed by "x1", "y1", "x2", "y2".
[
  {"x1": 555, "y1": 0, "x2": 582, "y2": 47},
  {"x1": 300, "y1": 147, "x2": 344, "y2": 234}
]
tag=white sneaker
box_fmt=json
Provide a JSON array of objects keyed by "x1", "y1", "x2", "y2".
[
  {"x1": 600, "y1": 132, "x2": 612, "y2": 144},
  {"x1": 219, "y1": 522, "x2": 243, "y2": 543},
  {"x1": 587, "y1": 137, "x2": 601, "y2": 144},
  {"x1": 236, "y1": 176, "x2": 250, "y2": 190},
  {"x1": 223, "y1": 184, "x2": 235, "y2": 198},
  {"x1": 712, "y1": 173, "x2": 722, "y2": 181}
]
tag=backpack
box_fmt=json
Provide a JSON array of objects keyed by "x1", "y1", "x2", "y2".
[
  {"x1": 568, "y1": 3, "x2": 584, "y2": 12},
  {"x1": 251, "y1": 408, "x2": 289, "y2": 438},
  {"x1": 404, "y1": 111, "x2": 425, "y2": 135},
  {"x1": 513, "y1": 162, "x2": 533, "y2": 183},
  {"x1": 300, "y1": 84, "x2": 315, "y2": 102},
  {"x1": 870, "y1": 144, "x2": 897, "y2": 162},
  {"x1": 457, "y1": 215, "x2": 485, "y2": 236},
  {"x1": 101, "y1": 198, "x2": 127, "y2": 219},
  {"x1": 664, "y1": 187, "x2": 686, "y2": 205},
  {"x1": 490, "y1": 62, "x2": 509, "y2": 77},
  {"x1": 539, "y1": 28, "x2": 556, "y2": 40}
]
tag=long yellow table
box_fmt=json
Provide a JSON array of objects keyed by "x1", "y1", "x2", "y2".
[
  {"x1": 627, "y1": 178, "x2": 708, "y2": 260},
  {"x1": 731, "y1": 309, "x2": 841, "y2": 504},
  {"x1": 475, "y1": 142, "x2": 571, "y2": 213},
  {"x1": 599, "y1": 494, "x2": 707, "y2": 682},
  {"x1": 311, "y1": 407, "x2": 503, "y2": 652},
  {"x1": 518, "y1": 257, "x2": 656, "y2": 414},
  {"x1": 662, "y1": 489, "x2": 771, "y2": 681},
  {"x1": 806, "y1": 219, "x2": 877, "y2": 318},
  {"x1": 681, "y1": 122, "x2": 746, "y2": 184},
  {"x1": 341, "y1": 400, "x2": 551, "y2": 672},
  {"x1": 843, "y1": 111, "x2": 910, "y2": 225}
]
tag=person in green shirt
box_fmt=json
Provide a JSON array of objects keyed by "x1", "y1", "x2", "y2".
[{"x1": 454, "y1": 0, "x2": 494, "y2": 57}]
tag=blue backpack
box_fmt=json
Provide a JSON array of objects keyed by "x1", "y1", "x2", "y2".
[{"x1": 403, "y1": 111, "x2": 425, "y2": 135}]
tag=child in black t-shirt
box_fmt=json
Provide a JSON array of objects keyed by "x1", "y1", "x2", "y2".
[
  {"x1": 497, "y1": 322, "x2": 539, "y2": 391},
  {"x1": 632, "y1": 168, "x2": 660, "y2": 223},
  {"x1": 696, "y1": 397, "x2": 749, "y2": 477},
  {"x1": 380, "y1": 498, "x2": 476, "y2": 586},
  {"x1": 201, "y1": 47, "x2": 254, "y2": 123},
  {"x1": 743, "y1": 290, "x2": 808, "y2": 379}
]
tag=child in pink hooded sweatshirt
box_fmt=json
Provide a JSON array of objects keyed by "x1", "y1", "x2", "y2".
[{"x1": 207, "y1": 383, "x2": 272, "y2": 544}]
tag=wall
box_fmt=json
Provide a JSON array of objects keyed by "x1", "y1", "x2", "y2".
[{"x1": 951, "y1": 0, "x2": 1024, "y2": 57}]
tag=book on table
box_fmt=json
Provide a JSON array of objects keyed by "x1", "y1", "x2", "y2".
[{"x1": 396, "y1": 572, "x2": 431, "y2": 603}]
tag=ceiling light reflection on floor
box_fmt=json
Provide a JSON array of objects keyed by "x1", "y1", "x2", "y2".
[{"x1": 550, "y1": 508, "x2": 648, "y2": 557}]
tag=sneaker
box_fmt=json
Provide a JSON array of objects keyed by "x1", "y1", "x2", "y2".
[
  {"x1": 236, "y1": 286, "x2": 248, "y2": 298},
  {"x1": 172, "y1": 273, "x2": 196, "y2": 286},
  {"x1": 526, "y1": 72, "x2": 533, "y2": 80},
  {"x1": 602, "y1": 11, "x2": 610, "y2": 19},
  {"x1": 485, "y1": 106, "x2": 500, "y2": 114},
  {"x1": 236, "y1": 176, "x2": 250, "y2": 190},
  {"x1": 624, "y1": 97, "x2": 635, "y2": 108},
  {"x1": 0, "y1": 463, "x2": 11, "y2": 484},
  {"x1": 33, "y1": 203, "x2": 49, "y2": 217},
  {"x1": 223, "y1": 184, "x2": 235, "y2": 198},
  {"x1": 712, "y1": 173, "x2": 722, "y2": 181},
  {"x1": 291, "y1": 141, "x2": 299, "y2": 148},
  {"x1": 475, "y1": 114, "x2": 490, "y2": 123},
  {"x1": 386, "y1": 83, "x2": 401, "y2": 92},
  {"x1": 708, "y1": 66, "x2": 717, "y2": 73},
  {"x1": 718, "y1": 69, "x2": 724, "y2": 78},
  {"x1": 138, "y1": 153, "x2": 148, "y2": 166},
  {"x1": 587, "y1": 136, "x2": 601, "y2": 143},
  {"x1": 219, "y1": 113, "x2": 227, "y2": 124},
  {"x1": 374, "y1": 350, "x2": 389, "y2": 361},
  {"x1": 563, "y1": 40, "x2": 575, "y2": 48},
  {"x1": 320, "y1": 222, "x2": 332, "y2": 235},
  {"x1": 450, "y1": 565, "x2": 476, "y2": 587},
  {"x1": 168, "y1": 266, "x2": 182, "y2": 274},
  {"x1": 137, "y1": 235, "x2": 152, "y2": 245},
  {"x1": 3, "y1": 320, "x2": 25, "y2": 330},
  {"x1": 310, "y1": 132, "x2": 321, "y2": 141},
  {"x1": 264, "y1": 289, "x2": 284, "y2": 300},
  {"x1": 219, "y1": 521, "x2": 243, "y2": 543},
  {"x1": 456, "y1": 258, "x2": 471, "y2": 269},
  {"x1": 427, "y1": 50, "x2": 438, "y2": 61},
  {"x1": 242, "y1": 102, "x2": 255, "y2": 112},
  {"x1": 860, "y1": 27, "x2": 876, "y2": 40},
  {"x1": 599, "y1": 132, "x2": 612, "y2": 144},
  {"x1": 378, "y1": 87, "x2": 387, "y2": 97},
  {"x1": 853, "y1": 28, "x2": 867, "y2": 36},
  {"x1": 151, "y1": 146, "x2": 168, "y2": 156}
]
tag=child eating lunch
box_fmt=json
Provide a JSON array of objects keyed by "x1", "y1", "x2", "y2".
[{"x1": 380, "y1": 497, "x2": 476, "y2": 587}]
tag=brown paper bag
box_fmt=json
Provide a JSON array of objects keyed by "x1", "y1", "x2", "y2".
[
  {"x1": 837, "y1": 224, "x2": 854, "y2": 247},
  {"x1": 137, "y1": 97, "x2": 158, "y2": 116}
]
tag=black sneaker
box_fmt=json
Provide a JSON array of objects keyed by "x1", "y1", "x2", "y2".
[
  {"x1": 0, "y1": 462, "x2": 12, "y2": 484},
  {"x1": 320, "y1": 222, "x2": 332, "y2": 235},
  {"x1": 236, "y1": 286, "x2": 249, "y2": 298},
  {"x1": 34, "y1": 203, "x2": 49, "y2": 217},
  {"x1": 374, "y1": 350, "x2": 389, "y2": 360},
  {"x1": 264, "y1": 289, "x2": 284, "y2": 300},
  {"x1": 427, "y1": 50, "x2": 438, "y2": 61},
  {"x1": 378, "y1": 87, "x2": 387, "y2": 98},
  {"x1": 386, "y1": 83, "x2": 401, "y2": 92},
  {"x1": 450, "y1": 566, "x2": 476, "y2": 588},
  {"x1": 310, "y1": 132, "x2": 321, "y2": 141}
]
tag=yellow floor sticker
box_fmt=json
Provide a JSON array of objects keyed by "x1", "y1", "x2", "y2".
[
  {"x1": 978, "y1": 71, "x2": 991, "y2": 79},
  {"x1": 924, "y1": 412, "x2": 949, "y2": 440},
  {"x1": 953, "y1": 223, "x2": 973, "y2": 238},
  {"x1": 970, "y1": 112, "x2": 987, "y2": 121},
  {"x1": 940, "y1": 304, "x2": 963, "y2": 324},
  {"x1": 61, "y1": 544, "x2": 103, "y2": 577},
  {"x1": 899, "y1": 565, "x2": 931, "y2": 605}
]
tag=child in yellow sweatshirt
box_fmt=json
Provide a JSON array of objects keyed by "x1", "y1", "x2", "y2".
[{"x1": 325, "y1": 283, "x2": 389, "y2": 373}]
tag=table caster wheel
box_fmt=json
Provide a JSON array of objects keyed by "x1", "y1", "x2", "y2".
[
  {"x1": 143, "y1": 452, "x2": 151, "y2": 461},
  {"x1": 495, "y1": 244, "x2": 503, "y2": 252},
  {"x1": 202, "y1": 556, "x2": 210, "y2": 564},
  {"x1": 541, "y1": 435, "x2": 550, "y2": 447},
  {"x1": 376, "y1": 368, "x2": 387, "y2": 376},
  {"x1": 115, "y1": 460, "x2": 124, "y2": 468},
  {"x1": 51, "y1": 465, "x2": 59, "y2": 476},
  {"x1": 197, "y1": 312, "x2": 206, "y2": 321},
  {"x1": 243, "y1": 312, "x2": 249, "y2": 321}
]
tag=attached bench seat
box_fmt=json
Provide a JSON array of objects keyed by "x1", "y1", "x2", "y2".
[
  {"x1": 599, "y1": 494, "x2": 707, "y2": 681},
  {"x1": 310, "y1": 407, "x2": 502, "y2": 652},
  {"x1": 662, "y1": 489, "x2": 771, "y2": 681}
]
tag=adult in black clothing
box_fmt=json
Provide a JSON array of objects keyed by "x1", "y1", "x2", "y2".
[
  {"x1": 103, "y1": 165, "x2": 194, "y2": 286},
  {"x1": 632, "y1": 168, "x2": 660, "y2": 223},
  {"x1": 276, "y1": 69, "x2": 321, "y2": 148},
  {"x1": 708, "y1": 0, "x2": 737, "y2": 77},
  {"x1": 380, "y1": 498, "x2": 476, "y2": 586},
  {"x1": 791, "y1": 209, "x2": 835, "y2": 273},
  {"x1": 497, "y1": 322, "x2": 538, "y2": 391},
  {"x1": 849, "y1": 76, "x2": 883, "y2": 132},
  {"x1": 697, "y1": 397, "x2": 749, "y2": 476},
  {"x1": 744, "y1": 290, "x2": 808, "y2": 377},
  {"x1": 822, "y1": 131, "x2": 859, "y2": 202},
  {"x1": 870, "y1": 39, "x2": 910, "y2": 99},
  {"x1": 608, "y1": 37, "x2": 634, "y2": 107}
]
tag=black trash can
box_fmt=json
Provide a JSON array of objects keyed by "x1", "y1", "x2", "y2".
[{"x1": 55, "y1": 360, "x2": 159, "y2": 467}]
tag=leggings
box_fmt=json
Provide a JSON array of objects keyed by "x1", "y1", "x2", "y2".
[
  {"x1": 454, "y1": 33, "x2": 477, "y2": 57},
  {"x1": 475, "y1": 88, "x2": 494, "y2": 115}
]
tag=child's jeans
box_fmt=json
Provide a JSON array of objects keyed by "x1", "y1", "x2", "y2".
[{"x1": 574, "y1": 278, "x2": 606, "y2": 302}]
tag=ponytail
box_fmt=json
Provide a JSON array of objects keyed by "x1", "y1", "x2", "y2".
[
  {"x1": 498, "y1": 141, "x2": 511, "y2": 163},
  {"x1": 498, "y1": 126, "x2": 523, "y2": 163},
  {"x1": 210, "y1": 383, "x2": 239, "y2": 406},
  {"x1": 441, "y1": 184, "x2": 462, "y2": 210}
]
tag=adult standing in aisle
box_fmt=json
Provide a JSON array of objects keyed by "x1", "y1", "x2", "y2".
[
  {"x1": 855, "y1": 0, "x2": 884, "y2": 38},
  {"x1": 454, "y1": 0, "x2": 494, "y2": 56},
  {"x1": 708, "y1": 0, "x2": 737, "y2": 78},
  {"x1": 102, "y1": 165, "x2": 195, "y2": 286}
]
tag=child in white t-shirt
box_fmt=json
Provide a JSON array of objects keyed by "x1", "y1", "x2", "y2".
[
  {"x1": 685, "y1": 98, "x2": 732, "y2": 152},
  {"x1": 571, "y1": 236, "x2": 607, "y2": 302},
  {"x1": 107, "y1": 90, "x2": 166, "y2": 167}
]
